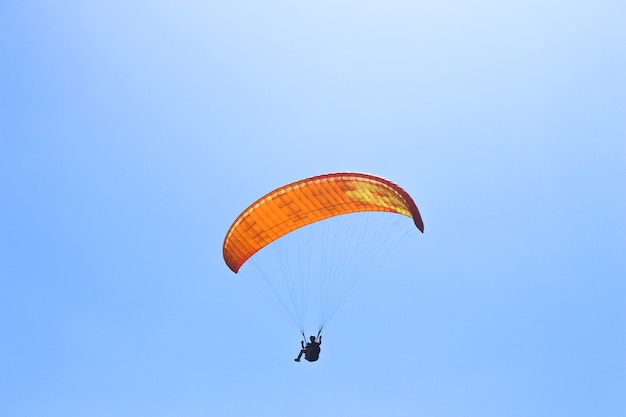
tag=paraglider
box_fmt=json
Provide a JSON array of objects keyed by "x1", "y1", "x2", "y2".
[
  {"x1": 222, "y1": 172, "x2": 423, "y2": 361},
  {"x1": 295, "y1": 334, "x2": 322, "y2": 362}
]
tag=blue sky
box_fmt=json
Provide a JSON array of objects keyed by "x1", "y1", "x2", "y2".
[{"x1": 1, "y1": 1, "x2": 625, "y2": 416}]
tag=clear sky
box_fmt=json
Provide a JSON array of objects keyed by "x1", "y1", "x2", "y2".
[{"x1": 1, "y1": 1, "x2": 625, "y2": 416}]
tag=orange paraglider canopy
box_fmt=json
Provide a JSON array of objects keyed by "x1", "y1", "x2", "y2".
[{"x1": 223, "y1": 172, "x2": 424, "y2": 273}]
